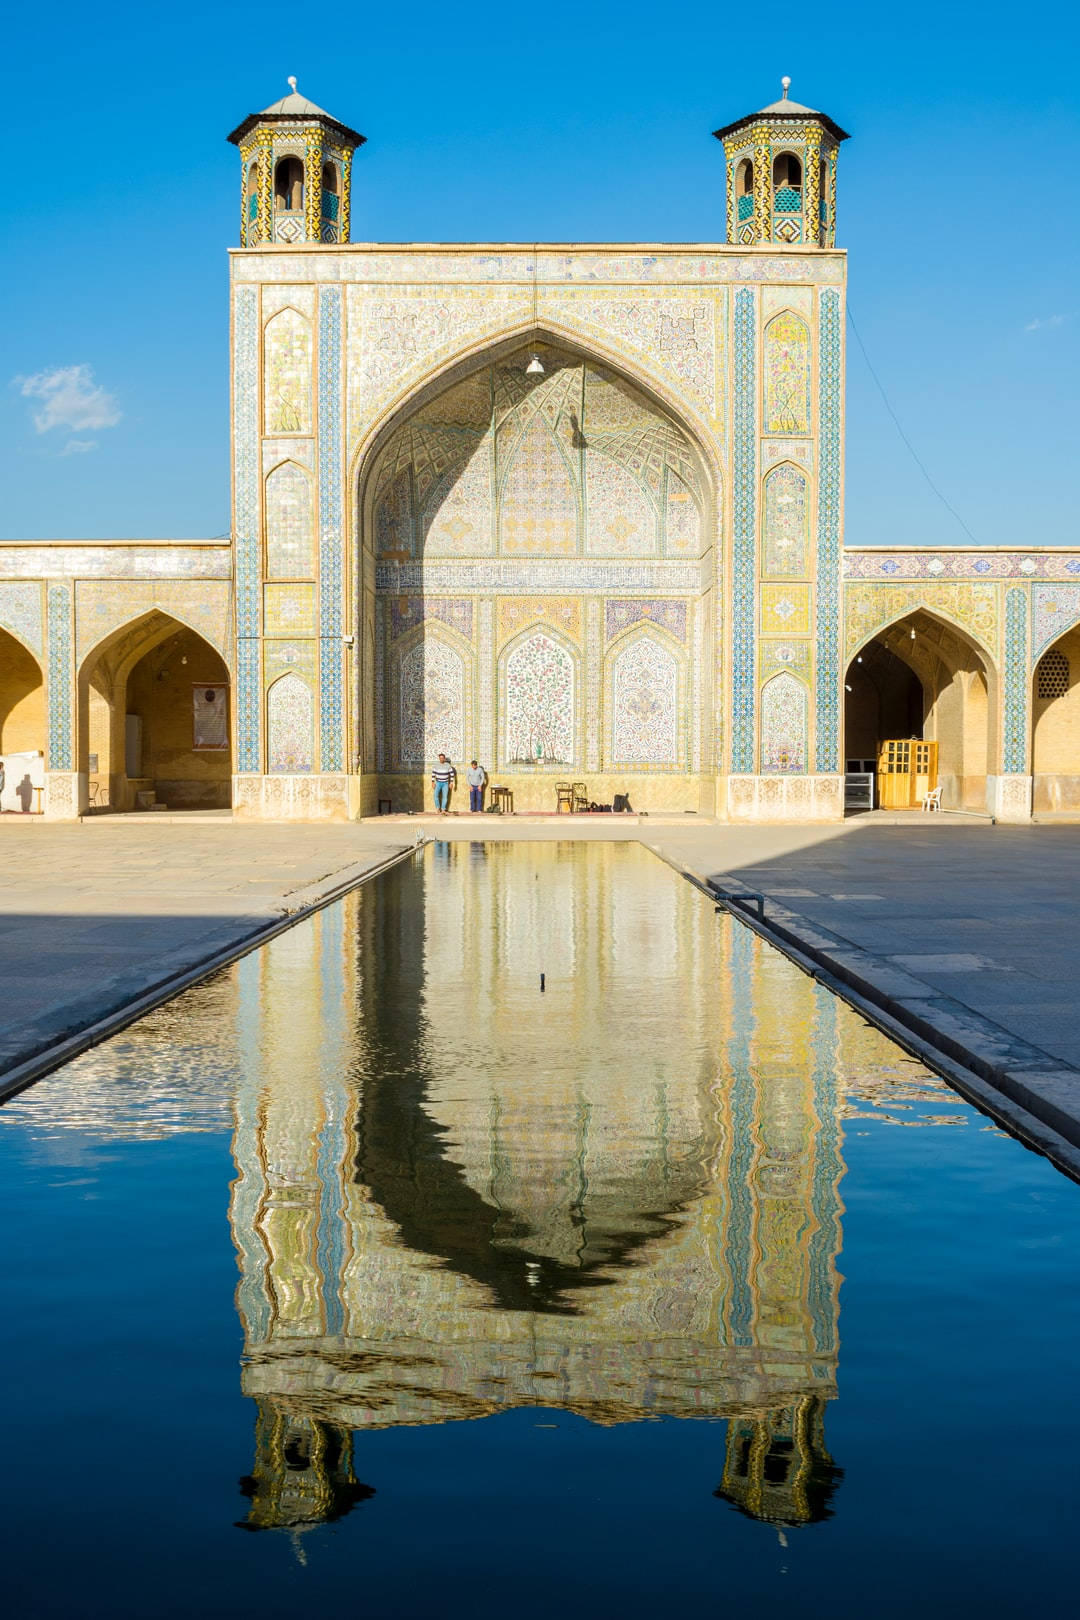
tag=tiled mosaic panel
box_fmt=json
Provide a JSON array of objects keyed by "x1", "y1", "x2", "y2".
[
  {"x1": 764, "y1": 312, "x2": 811, "y2": 435},
  {"x1": 605, "y1": 599, "x2": 687, "y2": 643},
  {"x1": 371, "y1": 347, "x2": 706, "y2": 564},
  {"x1": 265, "y1": 462, "x2": 315, "y2": 578},
  {"x1": 399, "y1": 637, "x2": 466, "y2": 766},
  {"x1": 761, "y1": 584, "x2": 810, "y2": 637},
  {"x1": 389, "y1": 597, "x2": 474, "y2": 642},
  {"x1": 1032, "y1": 583, "x2": 1080, "y2": 660},
  {"x1": 762, "y1": 462, "x2": 809, "y2": 578},
  {"x1": 815, "y1": 287, "x2": 842, "y2": 772},
  {"x1": 610, "y1": 634, "x2": 678, "y2": 765},
  {"x1": 760, "y1": 671, "x2": 808, "y2": 773},
  {"x1": 1003, "y1": 587, "x2": 1028, "y2": 774},
  {"x1": 267, "y1": 672, "x2": 314, "y2": 773},
  {"x1": 317, "y1": 284, "x2": 345, "y2": 772},
  {"x1": 504, "y1": 632, "x2": 575, "y2": 766},
  {"x1": 264, "y1": 307, "x2": 311, "y2": 435},
  {"x1": 264, "y1": 583, "x2": 316, "y2": 636},
  {"x1": 0, "y1": 583, "x2": 43, "y2": 657},
  {"x1": 46, "y1": 584, "x2": 72, "y2": 771},
  {"x1": 234, "y1": 285, "x2": 261, "y2": 772},
  {"x1": 842, "y1": 583, "x2": 999, "y2": 664},
  {"x1": 731, "y1": 286, "x2": 756, "y2": 772},
  {"x1": 844, "y1": 552, "x2": 1080, "y2": 581}
]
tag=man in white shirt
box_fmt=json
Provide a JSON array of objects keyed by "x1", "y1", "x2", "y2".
[
  {"x1": 431, "y1": 753, "x2": 456, "y2": 814},
  {"x1": 466, "y1": 759, "x2": 486, "y2": 812}
]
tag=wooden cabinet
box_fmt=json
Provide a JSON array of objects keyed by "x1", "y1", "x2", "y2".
[{"x1": 876, "y1": 739, "x2": 938, "y2": 809}]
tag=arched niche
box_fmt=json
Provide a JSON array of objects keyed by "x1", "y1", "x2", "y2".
[
  {"x1": 78, "y1": 610, "x2": 232, "y2": 812},
  {"x1": 1032, "y1": 625, "x2": 1080, "y2": 810},
  {"x1": 843, "y1": 609, "x2": 998, "y2": 811},
  {"x1": 0, "y1": 627, "x2": 45, "y2": 811}
]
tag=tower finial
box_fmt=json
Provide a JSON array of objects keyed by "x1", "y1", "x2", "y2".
[
  {"x1": 287, "y1": 75, "x2": 298, "y2": 93},
  {"x1": 781, "y1": 75, "x2": 791, "y2": 99}
]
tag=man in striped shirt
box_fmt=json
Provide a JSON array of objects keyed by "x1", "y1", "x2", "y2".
[{"x1": 431, "y1": 753, "x2": 456, "y2": 815}]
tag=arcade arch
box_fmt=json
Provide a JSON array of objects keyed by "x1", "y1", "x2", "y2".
[
  {"x1": 843, "y1": 610, "x2": 996, "y2": 811},
  {"x1": 357, "y1": 335, "x2": 717, "y2": 810},
  {"x1": 0, "y1": 629, "x2": 45, "y2": 811},
  {"x1": 78, "y1": 611, "x2": 232, "y2": 811},
  {"x1": 1032, "y1": 623, "x2": 1080, "y2": 811}
]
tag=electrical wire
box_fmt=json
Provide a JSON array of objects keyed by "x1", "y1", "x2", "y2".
[{"x1": 846, "y1": 303, "x2": 980, "y2": 545}]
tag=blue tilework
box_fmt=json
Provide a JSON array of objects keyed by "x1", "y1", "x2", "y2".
[
  {"x1": 732, "y1": 286, "x2": 756, "y2": 772},
  {"x1": 736, "y1": 194, "x2": 754, "y2": 222},
  {"x1": 815, "y1": 288, "x2": 842, "y2": 772},
  {"x1": 774, "y1": 186, "x2": 802, "y2": 212},
  {"x1": 234, "y1": 285, "x2": 261, "y2": 772},
  {"x1": 318, "y1": 285, "x2": 344, "y2": 772},
  {"x1": 1003, "y1": 586, "x2": 1028, "y2": 773},
  {"x1": 46, "y1": 584, "x2": 72, "y2": 770}
]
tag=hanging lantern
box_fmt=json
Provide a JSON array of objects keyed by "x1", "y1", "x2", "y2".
[{"x1": 525, "y1": 353, "x2": 545, "y2": 376}]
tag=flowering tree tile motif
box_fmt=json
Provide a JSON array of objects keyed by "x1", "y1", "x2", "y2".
[
  {"x1": 504, "y1": 632, "x2": 574, "y2": 765},
  {"x1": 399, "y1": 637, "x2": 465, "y2": 767},
  {"x1": 612, "y1": 635, "x2": 678, "y2": 765},
  {"x1": 764, "y1": 312, "x2": 811, "y2": 435},
  {"x1": 267, "y1": 672, "x2": 314, "y2": 773},
  {"x1": 760, "y1": 671, "x2": 808, "y2": 773}
]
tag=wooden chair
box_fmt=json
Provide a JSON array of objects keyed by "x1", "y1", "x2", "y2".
[
  {"x1": 571, "y1": 781, "x2": 588, "y2": 813},
  {"x1": 555, "y1": 782, "x2": 574, "y2": 813}
]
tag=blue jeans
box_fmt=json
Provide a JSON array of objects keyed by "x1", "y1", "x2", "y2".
[
  {"x1": 434, "y1": 780, "x2": 450, "y2": 811},
  {"x1": 470, "y1": 785, "x2": 483, "y2": 812}
]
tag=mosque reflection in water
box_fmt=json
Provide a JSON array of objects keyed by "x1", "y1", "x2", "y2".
[{"x1": 225, "y1": 840, "x2": 931, "y2": 1537}]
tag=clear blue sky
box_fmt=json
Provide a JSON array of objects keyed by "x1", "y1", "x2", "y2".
[{"x1": 4, "y1": 0, "x2": 1077, "y2": 546}]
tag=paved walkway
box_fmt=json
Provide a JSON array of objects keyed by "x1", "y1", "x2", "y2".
[
  {"x1": 0, "y1": 819, "x2": 411, "y2": 1087},
  {"x1": 3, "y1": 813, "x2": 1080, "y2": 1164}
]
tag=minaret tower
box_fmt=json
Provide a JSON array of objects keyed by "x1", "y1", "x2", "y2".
[
  {"x1": 227, "y1": 78, "x2": 366, "y2": 246},
  {"x1": 713, "y1": 79, "x2": 849, "y2": 247}
]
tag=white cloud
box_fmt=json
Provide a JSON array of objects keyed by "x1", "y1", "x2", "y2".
[
  {"x1": 15, "y1": 364, "x2": 121, "y2": 436},
  {"x1": 1025, "y1": 313, "x2": 1071, "y2": 332},
  {"x1": 59, "y1": 438, "x2": 98, "y2": 456}
]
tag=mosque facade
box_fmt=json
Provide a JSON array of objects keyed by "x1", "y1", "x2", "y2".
[{"x1": 2, "y1": 82, "x2": 1078, "y2": 823}]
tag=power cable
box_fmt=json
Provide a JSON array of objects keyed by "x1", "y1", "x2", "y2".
[{"x1": 846, "y1": 303, "x2": 980, "y2": 545}]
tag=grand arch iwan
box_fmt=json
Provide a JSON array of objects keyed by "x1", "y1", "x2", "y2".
[
  {"x1": 843, "y1": 608, "x2": 999, "y2": 811},
  {"x1": 350, "y1": 331, "x2": 721, "y2": 813},
  {"x1": 77, "y1": 610, "x2": 233, "y2": 812}
]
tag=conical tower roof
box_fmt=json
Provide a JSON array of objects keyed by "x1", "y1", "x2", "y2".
[
  {"x1": 228, "y1": 79, "x2": 365, "y2": 149},
  {"x1": 713, "y1": 79, "x2": 849, "y2": 145}
]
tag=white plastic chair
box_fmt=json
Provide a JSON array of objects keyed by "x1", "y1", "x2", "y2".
[{"x1": 921, "y1": 786, "x2": 942, "y2": 813}]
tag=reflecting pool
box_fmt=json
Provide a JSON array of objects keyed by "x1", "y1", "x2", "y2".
[{"x1": 2, "y1": 842, "x2": 1078, "y2": 1616}]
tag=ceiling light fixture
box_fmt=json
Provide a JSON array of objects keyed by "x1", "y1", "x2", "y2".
[{"x1": 526, "y1": 353, "x2": 545, "y2": 375}]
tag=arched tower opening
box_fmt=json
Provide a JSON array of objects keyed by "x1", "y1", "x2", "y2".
[{"x1": 1032, "y1": 626, "x2": 1080, "y2": 811}]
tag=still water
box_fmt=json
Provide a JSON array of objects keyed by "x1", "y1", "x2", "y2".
[{"x1": 2, "y1": 842, "x2": 1078, "y2": 1616}]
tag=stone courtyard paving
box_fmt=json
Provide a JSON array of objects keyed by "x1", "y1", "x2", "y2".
[{"x1": 4, "y1": 814, "x2": 1080, "y2": 1151}]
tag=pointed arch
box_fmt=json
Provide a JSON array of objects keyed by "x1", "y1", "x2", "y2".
[
  {"x1": 762, "y1": 460, "x2": 810, "y2": 578},
  {"x1": 0, "y1": 626, "x2": 45, "y2": 798},
  {"x1": 264, "y1": 459, "x2": 316, "y2": 578},
  {"x1": 842, "y1": 608, "x2": 998, "y2": 811},
  {"x1": 498, "y1": 622, "x2": 580, "y2": 770},
  {"x1": 77, "y1": 609, "x2": 232, "y2": 811},
  {"x1": 606, "y1": 625, "x2": 685, "y2": 768},
  {"x1": 267, "y1": 671, "x2": 315, "y2": 774},
  {"x1": 393, "y1": 624, "x2": 470, "y2": 769},
  {"x1": 761, "y1": 671, "x2": 809, "y2": 774},
  {"x1": 1032, "y1": 623, "x2": 1080, "y2": 810}
]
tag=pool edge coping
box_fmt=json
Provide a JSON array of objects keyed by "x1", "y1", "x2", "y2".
[
  {"x1": 647, "y1": 842, "x2": 1080, "y2": 1185},
  {"x1": 0, "y1": 841, "x2": 420, "y2": 1105}
]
